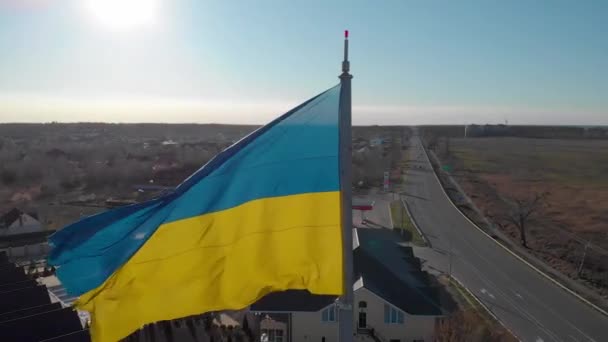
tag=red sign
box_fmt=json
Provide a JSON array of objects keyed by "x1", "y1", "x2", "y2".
[{"x1": 353, "y1": 204, "x2": 373, "y2": 211}]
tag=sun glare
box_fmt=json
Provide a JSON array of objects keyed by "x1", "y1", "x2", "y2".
[{"x1": 85, "y1": 0, "x2": 160, "y2": 31}]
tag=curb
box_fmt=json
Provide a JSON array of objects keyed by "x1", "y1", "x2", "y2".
[
  {"x1": 450, "y1": 275, "x2": 521, "y2": 341},
  {"x1": 418, "y1": 136, "x2": 608, "y2": 318},
  {"x1": 401, "y1": 199, "x2": 431, "y2": 247}
]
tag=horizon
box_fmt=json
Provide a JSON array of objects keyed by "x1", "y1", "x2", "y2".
[
  {"x1": 2, "y1": 121, "x2": 607, "y2": 129},
  {"x1": 1, "y1": 0, "x2": 607, "y2": 125}
]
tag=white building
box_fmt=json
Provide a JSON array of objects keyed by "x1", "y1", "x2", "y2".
[{"x1": 252, "y1": 229, "x2": 447, "y2": 342}]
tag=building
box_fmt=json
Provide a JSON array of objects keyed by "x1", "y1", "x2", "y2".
[
  {"x1": 369, "y1": 138, "x2": 384, "y2": 147},
  {"x1": 252, "y1": 228, "x2": 448, "y2": 342},
  {"x1": 0, "y1": 251, "x2": 90, "y2": 341},
  {"x1": 0, "y1": 208, "x2": 43, "y2": 237}
]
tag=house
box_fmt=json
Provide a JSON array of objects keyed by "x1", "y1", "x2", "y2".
[
  {"x1": 369, "y1": 138, "x2": 384, "y2": 147},
  {"x1": 260, "y1": 313, "x2": 289, "y2": 342},
  {"x1": 251, "y1": 228, "x2": 448, "y2": 342},
  {"x1": 0, "y1": 252, "x2": 89, "y2": 341},
  {"x1": 0, "y1": 208, "x2": 43, "y2": 237}
]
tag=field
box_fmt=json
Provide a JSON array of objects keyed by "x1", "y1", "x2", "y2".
[{"x1": 434, "y1": 137, "x2": 608, "y2": 295}]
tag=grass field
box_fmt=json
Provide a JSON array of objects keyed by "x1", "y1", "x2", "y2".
[
  {"x1": 451, "y1": 137, "x2": 608, "y2": 186},
  {"x1": 435, "y1": 137, "x2": 608, "y2": 295}
]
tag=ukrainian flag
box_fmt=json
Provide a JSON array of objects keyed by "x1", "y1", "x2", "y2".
[{"x1": 48, "y1": 84, "x2": 344, "y2": 342}]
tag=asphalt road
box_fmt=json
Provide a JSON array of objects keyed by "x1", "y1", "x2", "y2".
[{"x1": 403, "y1": 132, "x2": 608, "y2": 342}]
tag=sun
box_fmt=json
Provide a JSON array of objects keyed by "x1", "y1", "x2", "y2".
[{"x1": 85, "y1": 0, "x2": 160, "y2": 31}]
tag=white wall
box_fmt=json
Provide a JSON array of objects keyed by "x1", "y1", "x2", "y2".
[
  {"x1": 292, "y1": 308, "x2": 339, "y2": 342},
  {"x1": 290, "y1": 287, "x2": 438, "y2": 342},
  {"x1": 1, "y1": 243, "x2": 51, "y2": 260},
  {"x1": 355, "y1": 287, "x2": 437, "y2": 342}
]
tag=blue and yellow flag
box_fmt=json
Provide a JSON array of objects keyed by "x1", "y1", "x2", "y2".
[{"x1": 48, "y1": 84, "x2": 344, "y2": 341}]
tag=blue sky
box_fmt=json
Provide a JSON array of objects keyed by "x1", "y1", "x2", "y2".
[{"x1": 0, "y1": 0, "x2": 606, "y2": 125}]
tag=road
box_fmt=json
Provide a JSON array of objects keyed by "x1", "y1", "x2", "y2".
[{"x1": 403, "y1": 132, "x2": 608, "y2": 342}]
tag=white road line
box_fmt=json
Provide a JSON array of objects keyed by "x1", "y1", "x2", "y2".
[
  {"x1": 458, "y1": 255, "x2": 561, "y2": 342},
  {"x1": 452, "y1": 276, "x2": 521, "y2": 341},
  {"x1": 453, "y1": 201, "x2": 600, "y2": 342}
]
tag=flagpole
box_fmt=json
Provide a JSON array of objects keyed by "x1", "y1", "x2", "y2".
[{"x1": 338, "y1": 29, "x2": 354, "y2": 342}]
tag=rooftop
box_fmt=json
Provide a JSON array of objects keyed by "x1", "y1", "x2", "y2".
[
  {"x1": 0, "y1": 251, "x2": 90, "y2": 341},
  {"x1": 252, "y1": 228, "x2": 447, "y2": 316}
]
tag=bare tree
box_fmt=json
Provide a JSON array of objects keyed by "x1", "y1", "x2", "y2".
[{"x1": 503, "y1": 192, "x2": 548, "y2": 248}]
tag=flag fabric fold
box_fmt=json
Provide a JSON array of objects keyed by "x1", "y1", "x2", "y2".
[{"x1": 48, "y1": 84, "x2": 344, "y2": 342}]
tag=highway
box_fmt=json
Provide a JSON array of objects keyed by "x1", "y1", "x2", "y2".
[{"x1": 402, "y1": 132, "x2": 608, "y2": 342}]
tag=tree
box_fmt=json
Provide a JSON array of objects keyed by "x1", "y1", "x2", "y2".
[
  {"x1": 1, "y1": 168, "x2": 17, "y2": 185},
  {"x1": 503, "y1": 192, "x2": 548, "y2": 248},
  {"x1": 352, "y1": 148, "x2": 385, "y2": 187}
]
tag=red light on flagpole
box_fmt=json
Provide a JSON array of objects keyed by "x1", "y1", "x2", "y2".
[{"x1": 345, "y1": 30, "x2": 349, "y2": 38}]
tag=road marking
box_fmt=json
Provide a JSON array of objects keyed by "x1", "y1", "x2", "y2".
[
  {"x1": 417, "y1": 136, "x2": 608, "y2": 318},
  {"x1": 457, "y1": 246, "x2": 562, "y2": 342},
  {"x1": 452, "y1": 276, "x2": 521, "y2": 341},
  {"x1": 481, "y1": 288, "x2": 496, "y2": 300},
  {"x1": 459, "y1": 233, "x2": 602, "y2": 342}
]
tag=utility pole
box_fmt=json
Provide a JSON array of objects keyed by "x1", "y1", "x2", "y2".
[{"x1": 338, "y1": 29, "x2": 354, "y2": 342}]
